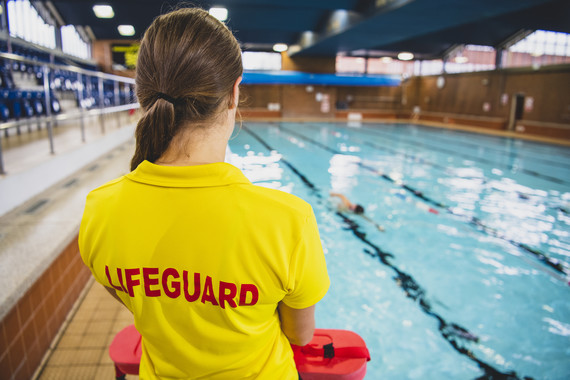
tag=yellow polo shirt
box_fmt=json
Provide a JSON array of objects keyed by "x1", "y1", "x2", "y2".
[{"x1": 79, "y1": 160, "x2": 329, "y2": 380}]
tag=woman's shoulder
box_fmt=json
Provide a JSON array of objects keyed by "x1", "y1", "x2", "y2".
[
  {"x1": 86, "y1": 175, "x2": 127, "y2": 200},
  {"x1": 243, "y1": 184, "x2": 313, "y2": 216}
]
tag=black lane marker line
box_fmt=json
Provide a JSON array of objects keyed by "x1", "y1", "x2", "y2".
[
  {"x1": 279, "y1": 124, "x2": 570, "y2": 279},
  {"x1": 355, "y1": 124, "x2": 568, "y2": 186},
  {"x1": 308, "y1": 123, "x2": 451, "y2": 172},
  {"x1": 414, "y1": 123, "x2": 570, "y2": 159},
  {"x1": 243, "y1": 125, "x2": 530, "y2": 380},
  {"x1": 379, "y1": 123, "x2": 570, "y2": 169},
  {"x1": 303, "y1": 123, "x2": 563, "y2": 217},
  {"x1": 280, "y1": 124, "x2": 446, "y2": 208}
]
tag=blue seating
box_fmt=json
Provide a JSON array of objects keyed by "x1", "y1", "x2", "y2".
[
  {"x1": 9, "y1": 98, "x2": 22, "y2": 120},
  {"x1": 22, "y1": 99, "x2": 34, "y2": 118},
  {"x1": 0, "y1": 69, "x2": 14, "y2": 89},
  {"x1": 0, "y1": 102, "x2": 10, "y2": 122},
  {"x1": 32, "y1": 96, "x2": 44, "y2": 116},
  {"x1": 50, "y1": 96, "x2": 61, "y2": 114},
  {"x1": 0, "y1": 42, "x2": 135, "y2": 138}
]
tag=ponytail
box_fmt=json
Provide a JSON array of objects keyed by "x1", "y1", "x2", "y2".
[{"x1": 130, "y1": 98, "x2": 176, "y2": 170}]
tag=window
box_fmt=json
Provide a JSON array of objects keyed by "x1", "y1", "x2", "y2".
[
  {"x1": 242, "y1": 52, "x2": 281, "y2": 71},
  {"x1": 444, "y1": 45, "x2": 495, "y2": 73},
  {"x1": 336, "y1": 56, "x2": 366, "y2": 74},
  {"x1": 7, "y1": 0, "x2": 56, "y2": 49},
  {"x1": 505, "y1": 30, "x2": 570, "y2": 68},
  {"x1": 413, "y1": 60, "x2": 444, "y2": 76},
  {"x1": 61, "y1": 25, "x2": 91, "y2": 60}
]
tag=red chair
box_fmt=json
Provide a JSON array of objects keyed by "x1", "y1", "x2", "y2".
[{"x1": 109, "y1": 325, "x2": 142, "y2": 379}]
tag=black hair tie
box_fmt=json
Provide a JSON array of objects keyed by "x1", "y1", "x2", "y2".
[{"x1": 156, "y1": 92, "x2": 178, "y2": 105}]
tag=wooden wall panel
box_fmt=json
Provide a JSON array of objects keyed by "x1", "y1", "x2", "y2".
[
  {"x1": 401, "y1": 67, "x2": 570, "y2": 134},
  {"x1": 240, "y1": 85, "x2": 281, "y2": 108},
  {"x1": 504, "y1": 71, "x2": 570, "y2": 124},
  {"x1": 336, "y1": 86, "x2": 402, "y2": 110},
  {"x1": 281, "y1": 85, "x2": 336, "y2": 118}
]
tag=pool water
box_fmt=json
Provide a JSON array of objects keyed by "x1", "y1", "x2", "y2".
[{"x1": 228, "y1": 122, "x2": 570, "y2": 380}]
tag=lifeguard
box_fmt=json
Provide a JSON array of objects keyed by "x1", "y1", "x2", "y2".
[{"x1": 105, "y1": 265, "x2": 259, "y2": 309}]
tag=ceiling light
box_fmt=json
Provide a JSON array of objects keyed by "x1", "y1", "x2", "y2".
[
  {"x1": 209, "y1": 7, "x2": 228, "y2": 21},
  {"x1": 380, "y1": 57, "x2": 393, "y2": 63},
  {"x1": 397, "y1": 52, "x2": 414, "y2": 61},
  {"x1": 454, "y1": 56, "x2": 468, "y2": 63},
  {"x1": 273, "y1": 43, "x2": 288, "y2": 52},
  {"x1": 93, "y1": 5, "x2": 114, "y2": 19},
  {"x1": 117, "y1": 25, "x2": 135, "y2": 37}
]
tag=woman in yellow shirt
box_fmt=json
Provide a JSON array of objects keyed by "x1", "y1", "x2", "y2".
[{"x1": 79, "y1": 8, "x2": 329, "y2": 380}]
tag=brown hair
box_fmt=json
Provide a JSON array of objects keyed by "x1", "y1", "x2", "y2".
[{"x1": 131, "y1": 7, "x2": 243, "y2": 170}]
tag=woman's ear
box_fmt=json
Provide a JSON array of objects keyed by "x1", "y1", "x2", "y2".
[{"x1": 230, "y1": 76, "x2": 242, "y2": 109}]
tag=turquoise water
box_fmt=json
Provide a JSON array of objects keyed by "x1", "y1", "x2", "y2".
[{"x1": 228, "y1": 122, "x2": 570, "y2": 380}]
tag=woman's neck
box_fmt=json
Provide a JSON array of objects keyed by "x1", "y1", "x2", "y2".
[{"x1": 155, "y1": 123, "x2": 230, "y2": 167}]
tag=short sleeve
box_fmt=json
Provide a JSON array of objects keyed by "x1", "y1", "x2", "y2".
[{"x1": 282, "y1": 209, "x2": 330, "y2": 309}]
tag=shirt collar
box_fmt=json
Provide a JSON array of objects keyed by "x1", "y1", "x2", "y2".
[{"x1": 126, "y1": 160, "x2": 251, "y2": 188}]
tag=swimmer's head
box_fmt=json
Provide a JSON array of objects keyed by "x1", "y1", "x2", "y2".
[
  {"x1": 353, "y1": 204, "x2": 365, "y2": 214},
  {"x1": 131, "y1": 7, "x2": 243, "y2": 171}
]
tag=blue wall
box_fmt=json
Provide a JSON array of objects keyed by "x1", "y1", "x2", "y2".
[{"x1": 242, "y1": 70, "x2": 401, "y2": 86}]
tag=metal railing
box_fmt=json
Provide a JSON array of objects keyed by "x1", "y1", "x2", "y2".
[{"x1": 0, "y1": 51, "x2": 139, "y2": 174}]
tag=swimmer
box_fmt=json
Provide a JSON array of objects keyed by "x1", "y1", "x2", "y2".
[{"x1": 330, "y1": 192, "x2": 385, "y2": 231}]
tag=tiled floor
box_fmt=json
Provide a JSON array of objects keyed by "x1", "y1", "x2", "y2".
[{"x1": 34, "y1": 278, "x2": 139, "y2": 380}]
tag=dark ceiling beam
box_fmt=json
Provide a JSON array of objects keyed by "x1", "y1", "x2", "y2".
[
  {"x1": 494, "y1": 29, "x2": 534, "y2": 50},
  {"x1": 440, "y1": 44, "x2": 464, "y2": 61},
  {"x1": 493, "y1": 29, "x2": 534, "y2": 69},
  {"x1": 288, "y1": 0, "x2": 415, "y2": 57}
]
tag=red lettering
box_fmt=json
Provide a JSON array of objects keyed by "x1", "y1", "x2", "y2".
[
  {"x1": 239, "y1": 284, "x2": 259, "y2": 306},
  {"x1": 105, "y1": 265, "x2": 124, "y2": 292},
  {"x1": 183, "y1": 271, "x2": 200, "y2": 302},
  {"x1": 162, "y1": 268, "x2": 181, "y2": 298},
  {"x1": 218, "y1": 281, "x2": 238, "y2": 309},
  {"x1": 117, "y1": 268, "x2": 128, "y2": 293},
  {"x1": 201, "y1": 276, "x2": 219, "y2": 305},
  {"x1": 143, "y1": 267, "x2": 160, "y2": 297},
  {"x1": 125, "y1": 268, "x2": 140, "y2": 297}
]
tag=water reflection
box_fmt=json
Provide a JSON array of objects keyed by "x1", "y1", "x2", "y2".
[
  {"x1": 230, "y1": 150, "x2": 290, "y2": 191},
  {"x1": 328, "y1": 154, "x2": 361, "y2": 194}
]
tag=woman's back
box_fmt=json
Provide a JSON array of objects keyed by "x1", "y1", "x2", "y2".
[
  {"x1": 80, "y1": 161, "x2": 328, "y2": 379},
  {"x1": 79, "y1": 7, "x2": 329, "y2": 379}
]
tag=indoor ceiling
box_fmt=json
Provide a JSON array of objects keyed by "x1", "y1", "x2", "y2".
[{"x1": 48, "y1": 0, "x2": 570, "y2": 59}]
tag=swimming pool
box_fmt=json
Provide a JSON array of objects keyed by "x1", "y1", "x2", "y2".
[{"x1": 228, "y1": 122, "x2": 570, "y2": 380}]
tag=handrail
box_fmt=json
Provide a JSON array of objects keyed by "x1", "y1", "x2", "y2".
[
  {"x1": 0, "y1": 52, "x2": 136, "y2": 83},
  {"x1": 0, "y1": 51, "x2": 138, "y2": 174},
  {"x1": 0, "y1": 103, "x2": 140, "y2": 130}
]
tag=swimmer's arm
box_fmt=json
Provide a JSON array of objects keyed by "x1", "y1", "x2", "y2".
[
  {"x1": 360, "y1": 214, "x2": 385, "y2": 231},
  {"x1": 278, "y1": 302, "x2": 315, "y2": 346},
  {"x1": 104, "y1": 286, "x2": 131, "y2": 311},
  {"x1": 330, "y1": 192, "x2": 352, "y2": 209}
]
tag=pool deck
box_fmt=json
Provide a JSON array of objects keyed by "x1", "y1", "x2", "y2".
[
  {"x1": 33, "y1": 279, "x2": 138, "y2": 380},
  {"x1": 1, "y1": 115, "x2": 567, "y2": 379}
]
